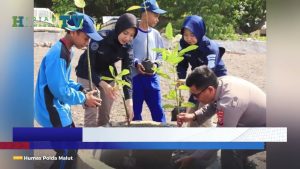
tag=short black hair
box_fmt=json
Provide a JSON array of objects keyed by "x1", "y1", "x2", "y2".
[
  {"x1": 186, "y1": 65, "x2": 219, "y2": 89},
  {"x1": 66, "y1": 30, "x2": 82, "y2": 34}
]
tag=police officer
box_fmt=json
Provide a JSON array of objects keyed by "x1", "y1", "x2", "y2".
[{"x1": 177, "y1": 65, "x2": 266, "y2": 169}]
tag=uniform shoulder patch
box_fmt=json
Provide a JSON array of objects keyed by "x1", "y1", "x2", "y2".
[
  {"x1": 231, "y1": 97, "x2": 238, "y2": 107},
  {"x1": 216, "y1": 109, "x2": 224, "y2": 126},
  {"x1": 90, "y1": 42, "x2": 99, "y2": 51}
]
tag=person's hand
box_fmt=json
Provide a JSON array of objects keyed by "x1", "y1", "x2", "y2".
[
  {"x1": 137, "y1": 63, "x2": 155, "y2": 76},
  {"x1": 136, "y1": 63, "x2": 146, "y2": 74},
  {"x1": 175, "y1": 156, "x2": 194, "y2": 169},
  {"x1": 145, "y1": 64, "x2": 157, "y2": 76},
  {"x1": 84, "y1": 90, "x2": 102, "y2": 107},
  {"x1": 176, "y1": 79, "x2": 186, "y2": 88},
  {"x1": 99, "y1": 81, "x2": 118, "y2": 100},
  {"x1": 125, "y1": 99, "x2": 134, "y2": 122},
  {"x1": 176, "y1": 112, "x2": 195, "y2": 127}
]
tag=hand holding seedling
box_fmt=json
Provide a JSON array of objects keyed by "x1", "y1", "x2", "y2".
[
  {"x1": 136, "y1": 63, "x2": 146, "y2": 74},
  {"x1": 99, "y1": 81, "x2": 119, "y2": 100},
  {"x1": 176, "y1": 112, "x2": 195, "y2": 127},
  {"x1": 101, "y1": 66, "x2": 132, "y2": 125},
  {"x1": 176, "y1": 79, "x2": 185, "y2": 88},
  {"x1": 136, "y1": 63, "x2": 157, "y2": 76},
  {"x1": 84, "y1": 90, "x2": 102, "y2": 107}
]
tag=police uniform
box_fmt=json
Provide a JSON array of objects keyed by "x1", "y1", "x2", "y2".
[
  {"x1": 194, "y1": 76, "x2": 266, "y2": 127},
  {"x1": 194, "y1": 76, "x2": 266, "y2": 169}
]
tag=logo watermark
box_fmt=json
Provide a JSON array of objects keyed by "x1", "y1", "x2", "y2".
[
  {"x1": 12, "y1": 15, "x2": 84, "y2": 28},
  {"x1": 13, "y1": 155, "x2": 74, "y2": 161}
]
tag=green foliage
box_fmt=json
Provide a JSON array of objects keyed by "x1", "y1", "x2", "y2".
[
  {"x1": 153, "y1": 23, "x2": 196, "y2": 110},
  {"x1": 51, "y1": 0, "x2": 76, "y2": 15},
  {"x1": 102, "y1": 66, "x2": 131, "y2": 89},
  {"x1": 235, "y1": 0, "x2": 266, "y2": 33},
  {"x1": 74, "y1": 0, "x2": 86, "y2": 8},
  {"x1": 102, "y1": 66, "x2": 131, "y2": 125},
  {"x1": 158, "y1": 0, "x2": 266, "y2": 39},
  {"x1": 41, "y1": 0, "x2": 266, "y2": 40},
  {"x1": 126, "y1": 5, "x2": 143, "y2": 11},
  {"x1": 165, "y1": 23, "x2": 174, "y2": 40}
]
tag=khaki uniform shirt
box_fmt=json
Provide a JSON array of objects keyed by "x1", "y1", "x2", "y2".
[{"x1": 195, "y1": 76, "x2": 266, "y2": 127}]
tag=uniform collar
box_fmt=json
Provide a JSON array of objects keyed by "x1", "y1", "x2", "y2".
[
  {"x1": 138, "y1": 27, "x2": 152, "y2": 33},
  {"x1": 214, "y1": 78, "x2": 224, "y2": 102}
]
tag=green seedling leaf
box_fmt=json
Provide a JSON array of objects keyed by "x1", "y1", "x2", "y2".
[
  {"x1": 163, "y1": 90, "x2": 177, "y2": 100},
  {"x1": 178, "y1": 45, "x2": 198, "y2": 57},
  {"x1": 118, "y1": 80, "x2": 131, "y2": 88},
  {"x1": 101, "y1": 76, "x2": 114, "y2": 81},
  {"x1": 178, "y1": 85, "x2": 190, "y2": 90},
  {"x1": 169, "y1": 56, "x2": 184, "y2": 65},
  {"x1": 163, "y1": 104, "x2": 175, "y2": 109},
  {"x1": 119, "y1": 69, "x2": 130, "y2": 76},
  {"x1": 171, "y1": 82, "x2": 177, "y2": 85},
  {"x1": 152, "y1": 48, "x2": 167, "y2": 53},
  {"x1": 173, "y1": 43, "x2": 179, "y2": 55},
  {"x1": 181, "y1": 102, "x2": 196, "y2": 108},
  {"x1": 109, "y1": 66, "x2": 115, "y2": 77},
  {"x1": 74, "y1": 0, "x2": 86, "y2": 8},
  {"x1": 169, "y1": 68, "x2": 176, "y2": 74},
  {"x1": 165, "y1": 23, "x2": 174, "y2": 40},
  {"x1": 126, "y1": 5, "x2": 142, "y2": 11},
  {"x1": 96, "y1": 23, "x2": 101, "y2": 31},
  {"x1": 153, "y1": 67, "x2": 170, "y2": 79},
  {"x1": 157, "y1": 72, "x2": 170, "y2": 79},
  {"x1": 161, "y1": 50, "x2": 167, "y2": 61},
  {"x1": 152, "y1": 48, "x2": 168, "y2": 61},
  {"x1": 171, "y1": 49, "x2": 179, "y2": 60}
]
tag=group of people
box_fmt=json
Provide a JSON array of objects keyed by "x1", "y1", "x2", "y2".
[{"x1": 34, "y1": 0, "x2": 266, "y2": 169}]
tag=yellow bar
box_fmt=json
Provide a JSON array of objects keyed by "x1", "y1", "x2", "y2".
[{"x1": 13, "y1": 156, "x2": 23, "y2": 160}]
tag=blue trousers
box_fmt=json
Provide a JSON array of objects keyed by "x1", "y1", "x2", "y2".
[{"x1": 132, "y1": 74, "x2": 166, "y2": 122}]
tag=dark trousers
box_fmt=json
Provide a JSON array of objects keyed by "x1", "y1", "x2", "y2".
[
  {"x1": 221, "y1": 149, "x2": 264, "y2": 169},
  {"x1": 50, "y1": 123, "x2": 77, "y2": 169}
]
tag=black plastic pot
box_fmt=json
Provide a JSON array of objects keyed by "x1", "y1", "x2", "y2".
[
  {"x1": 171, "y1": 107, "x2": 187, "y2": 121},
  {"x1": 141, "y1": 59, "x2": 154, "y2": 74}
]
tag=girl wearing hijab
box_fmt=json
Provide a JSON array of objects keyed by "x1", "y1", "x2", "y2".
[
  {"x1": 177, "y1": 15, "x2": 227, "y2": 79},
  {"x1": 76, "y1": 13, "x2": 138, "y2": 127},
  {"x1": 177, "y1": 15, "x2": 227, "y2": 105}
]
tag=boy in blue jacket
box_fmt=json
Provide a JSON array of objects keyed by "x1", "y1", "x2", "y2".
[{"x1": 34, "y1": 12, "x2": 101, "y2": 169}]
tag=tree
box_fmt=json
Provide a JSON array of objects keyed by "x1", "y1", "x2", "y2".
[
  {"x1": 51, "y1": 0, "x2": 76, "y2": 15},
  {"x1": 35, "y1": 0, "x2": 266, "y2": 39},
  {"x1": 235, "y1": 0, "x2": 266, "y2": 33}
]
